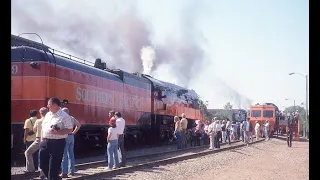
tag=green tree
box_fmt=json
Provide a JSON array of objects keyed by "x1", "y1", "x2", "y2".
[
  {"x1": 223, "y1": 102, "x2": 233, "y2": 110},
  {"x1": 212, "y1": 102, "x2": 234, "y2": 120}
]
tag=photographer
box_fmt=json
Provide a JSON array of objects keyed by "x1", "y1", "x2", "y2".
[
  {"x1": 39, "y1": 97, "x2": 73, "y2": 180},
  {"x1": 23, "y1": 109, "x2": 39, "y2": 173}
]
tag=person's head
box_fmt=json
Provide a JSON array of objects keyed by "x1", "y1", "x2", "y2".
[
  {"x1": 61, "y1": 107, "x2": 70, "y2": 115},
  {"x1": 39, "y1": 107, "x2": 48, "y2": 118},
  {"x1": 109, "y1": 119, "x2": 116, "y2": 128},
  {"x1": 47, "y1": 97, "x2": 61, "y2": 113},
  {"x1": 247, "y1": 117, "x2": 250, "y2": 121},
  {"x1": 266, "y1": 120, "x2": 269, "y2": 123},
  {"x1": 29, "y1": 109, "x2": 38, "y2": 117},
  {"x1": 181, "y1": 113, "x2": 186, "y2": 118},
  {"x1": 115, "y1": 112, "x2": 122, "y2": 119},
  {"x1": 109, "y1": 110, "x2": 115, "y2": 118},
  {"x1": 174, "y1": 116, "x2": 180, "y2": 123}
]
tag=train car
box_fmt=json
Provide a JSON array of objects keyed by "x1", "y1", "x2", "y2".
[
  {"x1": 249, "y1": 103, "x2": 280, "y2": 136},
  {"x1": 11, "y1": 34, "x2": 204, "y2": 158}
]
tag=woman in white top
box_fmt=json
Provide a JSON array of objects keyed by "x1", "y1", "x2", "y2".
[
  {"x1": 106, "y1": 119, "x2": 119, "y2": 170},
  {"x1": 255, "y1": 121, "x2": 260, "y2": 141}
]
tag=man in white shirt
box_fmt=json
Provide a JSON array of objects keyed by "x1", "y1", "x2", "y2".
[
  {"x1": 39, "y1": 97, "x2": 73, "y2": 180},
  {"x1": 115, "y1": 112, "x2": 126, "y2": 167},
  {"x1": 207, "y1": 118, "x2": 216, "y2": 150},
  {"x1": 264, "y1": 121, "x2": 270, "y2": 140},
  {"x1": 255, "y1": 121, "x2": 260, "y2": 141}
]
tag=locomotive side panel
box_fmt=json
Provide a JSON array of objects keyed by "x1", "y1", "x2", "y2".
[
  {"x1": 121, "y1": 73, "x2": 152, "y2": 147},
  {"x1": 50, "y1": 61, "x2": 124, "y2": 125},
  {"x1": 11, "y1": 47, "x2": 50, "y2": 157}
]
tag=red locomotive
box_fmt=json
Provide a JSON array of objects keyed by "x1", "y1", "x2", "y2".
[{"x1": 11, "y1": 34, "x2": 204, "y2": 157}]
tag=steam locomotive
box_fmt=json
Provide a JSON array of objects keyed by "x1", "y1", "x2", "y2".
[{"x1": 11, "y1": 34, "x2": 204, "y2": 157}]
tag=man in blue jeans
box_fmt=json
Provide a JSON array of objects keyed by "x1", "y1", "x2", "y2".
[{"x1": 61, "y1": 108, "x2": 81, "y2": 178}]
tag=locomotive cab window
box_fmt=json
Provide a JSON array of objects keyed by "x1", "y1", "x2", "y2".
[
  {"x1": 263, "y1": 110, "x2": 274, "y2": 118},
  {"x1": 251, "y1": 110, "x2": 261, "y2": 117}
]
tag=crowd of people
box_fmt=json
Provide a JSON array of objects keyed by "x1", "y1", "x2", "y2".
[
  {"x1": 173, "y1": 115, "x2": 272, "y2": 150},
  {"x1": 13, "y1": 101, "x2": 297, "y2": 179},
  {"x1": 14, "y1": 97, "x2": 126, "y2": 180}
]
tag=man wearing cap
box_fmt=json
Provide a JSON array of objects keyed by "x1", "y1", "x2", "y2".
[{"x1": 23, "y1": 109, "x2": 40, "y2": 173}]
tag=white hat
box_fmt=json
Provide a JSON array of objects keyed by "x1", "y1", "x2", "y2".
[{"x1": 195, "y1": 120, "x2": 201, "y2": 124}]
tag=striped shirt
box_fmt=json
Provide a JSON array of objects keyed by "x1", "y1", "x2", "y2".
[{"x1": 42, "y1": 108, "x2": 73, "y2": 139}]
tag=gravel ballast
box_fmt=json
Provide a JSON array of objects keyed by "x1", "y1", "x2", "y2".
[{"x1": 112, "y1": 138, "x2": 309, "y2": 180}]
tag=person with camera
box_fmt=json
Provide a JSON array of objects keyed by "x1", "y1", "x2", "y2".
[
  {"x1": 23, "y1": 109, "x2": 39, "y2": 173},
  {"x1": 39, "y1": 97, "x2": 74, "y2": 180},
  {"x1": 24, "y1": 107, "x2": 48, "y2": 174}
]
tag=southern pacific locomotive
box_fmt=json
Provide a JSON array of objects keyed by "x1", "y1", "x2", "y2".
[{"x1": 11, "y1": 34, "x2": 204, "y2": 156}]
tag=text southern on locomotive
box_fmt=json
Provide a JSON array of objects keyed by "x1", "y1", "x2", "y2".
[{"x1": 11, "y1": 34, "x2": 204, "y2": 156}]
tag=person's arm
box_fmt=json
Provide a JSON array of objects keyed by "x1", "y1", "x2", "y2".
[
  {"x1": 23, "y1": 119, "x2": 30, "y2": 143},
  {"x1": 33, "y1": 120, "x2": 38, "y2": 134},
  {"x1": 72, "y1": 118, "x2": 81, "y2": 134},
  {"x1": 174, "y1": 121, "x2": 178, "y2": 132},
  {"x1": 107, "y1": 128, "x2": 112, "y2": 142}
]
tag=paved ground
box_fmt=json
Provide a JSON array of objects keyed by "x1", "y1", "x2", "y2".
[{"x1": 123, "y1": 138, "x2": 309, "y2": 180}]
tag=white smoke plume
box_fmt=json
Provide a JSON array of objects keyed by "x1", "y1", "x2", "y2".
[
  {"x1": 11, "y1": 0, "x2": 253, "y2": 108},
  {"x1": 140, "y1": 46, "x2": 156, "y2": 75}
]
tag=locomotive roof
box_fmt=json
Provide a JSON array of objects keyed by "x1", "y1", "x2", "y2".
[
  {"x1": 143, "y1": 75, "x2": 199, "y2": 100},
  {"x1": 11, "y1": 34, "x2": 50, "y2": 52}
]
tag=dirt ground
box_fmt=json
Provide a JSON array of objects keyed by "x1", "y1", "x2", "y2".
[
  {"x1": 126, "y1": 138, "x2": 309, "y2": 180},
  {"x1": 200, "y1": 139, "x2": 309, "y2": 180}
]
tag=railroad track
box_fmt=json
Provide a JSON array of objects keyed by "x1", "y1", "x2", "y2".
[
  {"x1": 12, "y1": 139, "x2": 266, "y2": 180},
  {"x1": 70, "y1": 139, "x2": 265, "y2": 180},
  {"x1": 11, "y1": 140, "x2": 244, "y2": 180}
]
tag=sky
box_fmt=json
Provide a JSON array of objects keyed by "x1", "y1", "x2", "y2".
[{"x1": 11, "y1": 0, "x2": 309, "y2": 110}]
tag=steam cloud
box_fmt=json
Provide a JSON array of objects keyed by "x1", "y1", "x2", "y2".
[
  {"x1": 140, "y1": 46, "x2": 156, "y2": 75},
  {"x1": 12, "y1": 0, "x2": 252, "y2": 108}
]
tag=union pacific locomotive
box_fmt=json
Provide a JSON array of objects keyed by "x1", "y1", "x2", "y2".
[{"x1": 11, "y1": 34, "x2": 204, "y2": 157}]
